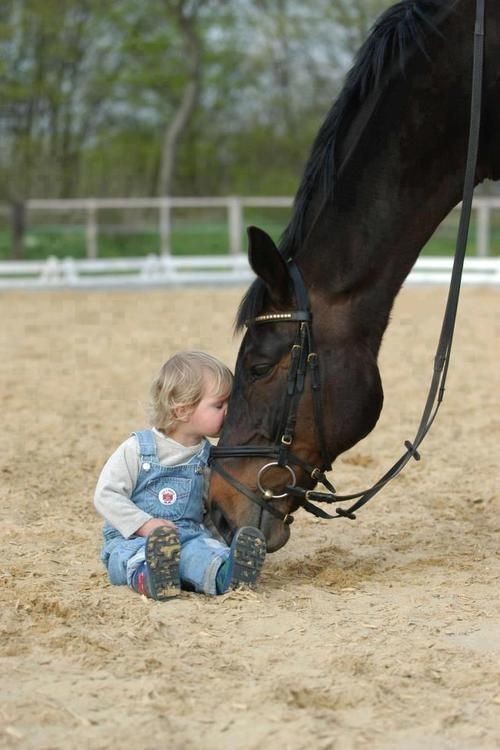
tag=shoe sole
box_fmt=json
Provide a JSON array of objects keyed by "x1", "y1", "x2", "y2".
[
  {"x1": 145, "y1": 527, "x2": 181, "y2": 600},
  {"x1": 230, "y1": 527, "x2": 266, "y2": 588}
]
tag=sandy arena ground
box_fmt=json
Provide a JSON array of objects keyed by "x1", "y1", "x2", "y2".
[{"x1": 0, "y1": 284, "x2": 499, "y2": 750}]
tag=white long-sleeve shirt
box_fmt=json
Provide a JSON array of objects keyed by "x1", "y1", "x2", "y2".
[{"x1": 94, "y1": 428, "x2": 206, "y2": 539}]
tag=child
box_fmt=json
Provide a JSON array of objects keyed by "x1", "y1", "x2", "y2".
[{"x1": 94, "y1": 350, "x2": 266, "y2": 600}]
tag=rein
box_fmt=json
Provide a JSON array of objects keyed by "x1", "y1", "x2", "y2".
[{"x1": 209, "y1": 0, "x2": 486, "y2": 528}]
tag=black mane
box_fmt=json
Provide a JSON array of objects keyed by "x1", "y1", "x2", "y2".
[{"x1": 236, "y1": 0, "x2": 445, "y2": 331}]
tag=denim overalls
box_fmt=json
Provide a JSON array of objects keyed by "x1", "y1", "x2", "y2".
[{"x1": 101, "y1": 430, "x2": 229, "y2": 595}]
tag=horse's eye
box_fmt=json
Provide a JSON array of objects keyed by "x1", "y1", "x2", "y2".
[{"x1": 251, "y1": 363, "x2": 273, "y2": 378}]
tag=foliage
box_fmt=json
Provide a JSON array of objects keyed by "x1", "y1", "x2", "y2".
[{"x1": 0, "y1": 0, "x2": 393, "y2": 205}]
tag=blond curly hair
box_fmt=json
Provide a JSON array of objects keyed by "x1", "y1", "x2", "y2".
[{"x1": 149, "y1": 350, "x2": 232, "y2": 431}]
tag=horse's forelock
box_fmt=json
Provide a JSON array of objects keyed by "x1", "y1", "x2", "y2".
[{"x1": 235, "y1": 278, "x2": 269, "y2": 332}]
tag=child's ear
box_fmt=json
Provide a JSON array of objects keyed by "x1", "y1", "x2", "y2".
[{"x1": 173, "y1": 404, "x2": 193, "y2": 422}]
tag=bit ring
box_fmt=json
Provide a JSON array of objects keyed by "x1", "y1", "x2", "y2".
[{"x1": 256, "y1": 462, "x2": 296, "y2": 499}]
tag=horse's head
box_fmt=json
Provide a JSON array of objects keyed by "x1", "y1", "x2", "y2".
[{"x1": 208, "y1": 227, "x2": 384, "y2": 551}]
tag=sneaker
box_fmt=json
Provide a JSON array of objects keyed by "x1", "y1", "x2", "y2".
[
  {"x1": 131, "y1": 526, "x2": 181, "y2": 600},
  {"x1": 216, "y1": 526, "x2": 266, "y2": 594}
]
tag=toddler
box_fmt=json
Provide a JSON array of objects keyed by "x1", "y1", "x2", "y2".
[{"x1": 94, "y1": 350, "x2": 266, "y2": 600}]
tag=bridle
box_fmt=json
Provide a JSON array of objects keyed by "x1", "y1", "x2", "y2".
[
  {"x1": 209, "y1": 0, "x2": 486, "y2": 531},
  {"x1": 209, "y1": 263, "x2": 338, "y2": 527}
]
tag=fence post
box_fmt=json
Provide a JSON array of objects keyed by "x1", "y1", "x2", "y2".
[
  {"x1": 228, "y1": 197, "x2": 243, "y2": 255},
  {"x1": 159, "y1": 198, "x2": 172, "y2": 256},
  {"x1": 86, "y1": 200, "x2": 98, "y2": 259},
  {"x1": 476, "y1": 201, "x2": 490, "y2": 257},
  {"x1": 10, "y1": 199, "x2": 26, "y2": 260}
]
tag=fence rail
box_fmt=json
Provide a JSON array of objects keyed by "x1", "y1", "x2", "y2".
[
  {"x1": 1, "y1": 195, "x2": 500, "y2": 258},
  {"x1": 0, "y1": 254, "x2": 498, "y2": 290}
]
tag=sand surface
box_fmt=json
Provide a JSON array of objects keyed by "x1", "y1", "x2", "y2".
[{"x1": 1, "y1": 285, "x2": 499, "y2": 750}]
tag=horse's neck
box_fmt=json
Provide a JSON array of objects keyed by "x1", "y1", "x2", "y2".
[
  {"x1": 298, "y1": 1, "x2": 495, "y2": 355},
  {"x1": 302, "y1": 157, "x2": 469, "y2": 356}
]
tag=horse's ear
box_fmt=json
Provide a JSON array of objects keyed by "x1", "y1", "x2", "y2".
[{"x1": 247, "y1": 226, "x2": 289, "y2": 300}]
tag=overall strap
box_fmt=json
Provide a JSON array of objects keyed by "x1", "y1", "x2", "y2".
[
  {"x1": 184, "y1": 438, "x2": 212, "y2": 466},
  {"x1": 132, "y1": 429, "x2": 158, "y2": 460},
  {"x1": 198, "y1": 438, "x2": 212, "y2": 464}
]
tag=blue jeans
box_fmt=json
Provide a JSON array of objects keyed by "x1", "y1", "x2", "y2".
[{"x1": 103, "y1": 523, "x2": 229, "y2": 596}]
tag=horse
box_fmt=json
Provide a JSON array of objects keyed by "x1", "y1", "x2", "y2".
[{"x1": 207, "y1": 0, "x2": 500, "y2": 553}]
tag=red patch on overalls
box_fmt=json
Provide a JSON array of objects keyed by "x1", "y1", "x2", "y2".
[{"x1": 158, "y1": 487, "x2": 177, "y2": 505}]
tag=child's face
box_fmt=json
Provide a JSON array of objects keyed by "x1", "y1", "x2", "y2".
[{"x1": 186, "y1": 376, "x2": 230, "y2": 440}]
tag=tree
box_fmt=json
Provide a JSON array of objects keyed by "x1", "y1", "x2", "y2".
[
  {"x1": 157, "y1": 1, "x2": 203, "y2": 196},
  {"x1": 0, "y1": 0, "x2": 397, "y2": 219},
  {"x1": 0, "y1": 0, "x2": 122, "y2": 254}
]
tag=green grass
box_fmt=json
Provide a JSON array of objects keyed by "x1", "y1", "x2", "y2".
[
  {"x1": 0, "y1": 215, "x2": 499, "y2": 260},
  {"x1": 421, "y1": 221, "x2": 500, "y2": 256},
  {"x1": 0, "y1": 218, "x2": 286, "y2": 260}
]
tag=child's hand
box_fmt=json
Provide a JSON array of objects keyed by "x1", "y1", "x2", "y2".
[{"x1": 136, "y1": 518, "x2": 176, "y2": 537}]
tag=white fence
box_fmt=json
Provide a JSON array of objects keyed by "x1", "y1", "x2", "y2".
[
  {"x1": 1, "y1": 195, "x2": 499, "y2": 258},
  {"x1": 0, "y1": 196, "x2": 294, "y2": 259},
  {"x1": 0, "y1": 195, "x2": 499, "y2": 288},
  {"x1": 0, "y1": 253, "x2": 498, "y2": 290}
]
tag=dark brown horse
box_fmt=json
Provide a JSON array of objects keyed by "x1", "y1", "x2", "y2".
[{"x1": 208, "y1": 0, "x2": 500, "y2": 552}]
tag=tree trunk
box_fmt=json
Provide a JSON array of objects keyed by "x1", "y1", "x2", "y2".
[
  {"x1": 157, "y1": 5, "x2": 202, "y2": 197},
  {"x1": 10, "y1": 200, "x2": 26, "y2": 260},
  {"x1": 157, "y1": 78, "x2": 200, "y2": 197}
]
